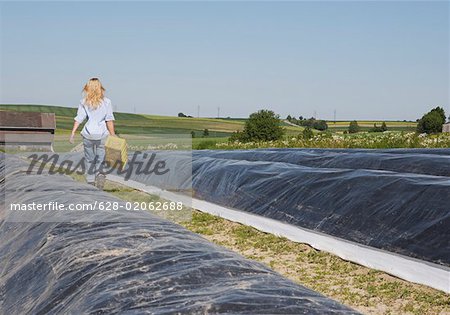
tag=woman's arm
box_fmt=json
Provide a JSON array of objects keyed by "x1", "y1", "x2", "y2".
[
  {"x1": 71, "y1": 103, "x2": 87, "y2": 143},
  {"x1": 105, "y1": 101, "x2": 116, "y2": 136},
  {"x1": 106, "y1": 120, "x2": 116, "y2": 136},
  {"x1": 69, "y1": 121, "x2": 80, "y2": 143}
]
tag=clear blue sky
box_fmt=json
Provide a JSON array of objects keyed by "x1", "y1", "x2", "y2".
[{"x1": 0, "y1": 1, "x2": 448, "y2": 120}]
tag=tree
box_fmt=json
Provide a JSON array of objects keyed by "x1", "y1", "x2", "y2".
[
  {"x1": 348, "y1": 121, "x2": 360, "y2": 134},
  {"x1": 381, "y1": 121, "x2": 388, "y2": 132},
  {"x1": 178, "y1": 112, "x2": 187, "y2": 117},
  {"x1": 286, "y1": 115, "x2": 292, "y2": 121},
  {"x1": 417, "y1": 107, "x2": 446, "y2": 134},
  {"x1": 298, "y1": 118, "x2": 328, "y2": 131},
  {"x1": 298, "y1": 118, "x2": 313, "y2": 128},
  {"x1": 203, "y1": 128, "x2": 209, "y2": 137},
  {"x1": 190, "y1": 131, "x2": 196, "y2": 138},
  {"x1": 233, "y1": 110, "x2": 285, "y2": 142},
  {"x1": 432, "y1": 107, "x2": 446, "y2": 123}
]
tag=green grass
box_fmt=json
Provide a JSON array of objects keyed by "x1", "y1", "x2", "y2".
[
  {"x1": 0, "y1": 104, "x2": 244, "y2": 137},
  {"x1": 5, "y1": 104, "x2": 428, "y2": 150},
  {"x1": 1, "y1": 104, "x2": 304, "y2": 137},
  {"x1": 0, "y1": 104, "x2": 239, "y2": 152},
  {"x1": 192, "y1": 137, "x2": 229, "y2": 149}
]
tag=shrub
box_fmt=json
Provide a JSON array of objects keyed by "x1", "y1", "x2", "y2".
[
  {"x1": 195, "y1": 140, "x2": 217, "y2": 150},
  {"x1": 302, "y1": 127, "x2": 314, "y2": 139},
  {"x1": 229, "y1": 131, "x2": 242, "y2": 142},
  {"x1": 348, "y1": 121, "x2": 360, "y2": 134},
  {"x1": 313, "y1": 120, "x2": 328, "y2": 131},
  {"x1": 370, "y1": 122, "x2": 388, "y2": 133},
  {"x1": 298, "y1": 116, "x2": 328, "y2": 131},
  {"x1": 218, "y1": 132, "x2": 450, "y2": 150},
  {"x1": 369, "y1": 124, "x2": 382, "y2": 133},
  {"x1": 297, "y1": 118, "x2": 328, "y2": 131}
]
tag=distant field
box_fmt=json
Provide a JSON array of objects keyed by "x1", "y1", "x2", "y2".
[
  {"x1": 327, "y1": 120, "x2": 417, "y2": 132},
  {"x1": 0, "y1": 104, "x2": 244, "y2": 136},
  {"x1": 0, "y1": 104, "x2": 304, "y2": 137}
]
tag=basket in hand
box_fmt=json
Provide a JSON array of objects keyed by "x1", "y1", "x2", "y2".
[{"x1": 105, "y1": 136, "x2": 128, "y2": 170}]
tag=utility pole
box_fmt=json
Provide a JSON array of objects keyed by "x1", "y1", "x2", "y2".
[
  {"x1": 313, "y1": 110, "x2": 317, "y2": 119},
  {"x1": 197, "y1": 105, "x2": 200, "y2": 118},
  {"x1": 134, "y1": 105, "x2": 136, "y2": 114},
  {"x1": 334, "y1": 109, "x2": 336, "y2": 124},
  {"x1": 217, "y1": 107, "x2": 220, "y2": 118}
]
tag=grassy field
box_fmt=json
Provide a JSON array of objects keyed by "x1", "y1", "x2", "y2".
[
  {"x1": 0, "y1": 104, "x2": 243, "y2": 136},
  {"x1": 327, "y1": 121, "x2": 417, "y2": 132},
  {"x1": 3, "y1": 104, "x2": 433, "y2": 150},
  {"x1": 0, "y1": 104, "x2": 304, "y2": 140}
]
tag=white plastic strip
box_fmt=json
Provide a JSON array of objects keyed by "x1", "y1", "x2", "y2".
[{"x1": 107, "y1": 175, "x2": 450, "y2": 293}]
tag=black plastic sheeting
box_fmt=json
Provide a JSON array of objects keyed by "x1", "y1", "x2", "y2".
[
  {"x1": 190, "y1": 150, "x2": 450, "y2": 266},
  {"x1": 253, "y1": 148, "x2": 450, "y2": 155},
  {"x1": 77, "y1": 148, "x2": 450, "y2": 267},
  {"x1": 195, "y1": 149, "x2": 450, "y2": 177},
  {"x1": 0, "y1": 154, "x2": 359, "y2": 314}
]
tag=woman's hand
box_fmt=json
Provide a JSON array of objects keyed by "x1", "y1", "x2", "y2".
[{"x1": 70, "y1": 121, "x2": 80, "y2": 143}]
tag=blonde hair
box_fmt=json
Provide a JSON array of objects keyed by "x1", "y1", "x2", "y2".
[{"x1": 83, "y1": 78, "x2": 105, "y2": 109}]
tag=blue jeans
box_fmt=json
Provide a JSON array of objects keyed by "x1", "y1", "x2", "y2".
[{"x1": 83, "y1": 137, "x2": 106, "y2": 183}]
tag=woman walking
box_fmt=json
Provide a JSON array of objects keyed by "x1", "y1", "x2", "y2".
[{"x1": 70, "y1": 78, "x2": 116, "y2": 189}]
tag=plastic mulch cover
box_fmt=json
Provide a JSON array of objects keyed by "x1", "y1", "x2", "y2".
[
  {"x1": 190, "y1": 154, "x2": 450, "y2": 267},
  {"x1": 195, "y1": 149, "x2": 450, "y2": 177},
  {"x1": 0, "y1": 154, "x2": 359, "y2": 314},
  {"x1": 82, "y1": 149, "x2": 450, "y2": 267}
]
